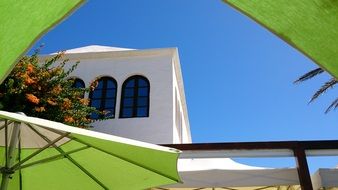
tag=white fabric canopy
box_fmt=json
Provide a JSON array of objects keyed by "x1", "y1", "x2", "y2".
[
  {"x1": 312, "y1": 168, "x2": 338, "y2": 189},
  {"x1": 0, "y1": 111, "x2": 176, "y2": 152},
  {"x1": 160, "y1": 158, "x2": 299, "y2": 189}
]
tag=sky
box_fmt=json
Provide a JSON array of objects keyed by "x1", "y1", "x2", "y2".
[{"x1": 32, "y1": 1, "x2": 338, "y2": 171}]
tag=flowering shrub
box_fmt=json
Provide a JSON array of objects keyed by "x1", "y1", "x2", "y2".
[{"x1": 0, "y1": 48, "x2": 102, "y2": 128}]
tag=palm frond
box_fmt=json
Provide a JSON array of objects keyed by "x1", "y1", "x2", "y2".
[
  {"x1": 325, "y1": 98, "x2": 338, "y2": 113},
  {"x1": 309, "y1": 78, "x2": 338, "y2": 103},
  {"x1": 294, "y1": 68, "x2": 324, "y2": 84}
]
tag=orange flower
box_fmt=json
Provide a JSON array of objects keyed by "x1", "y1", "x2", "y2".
[
  {"x1": 90, "y1": 80, "x2": 98, "y2": 91},
  {"x1": 26, "y1": 63, "x2": 34, "y2": 74},
  {"x1": 79, "y1": 98, "x2": 89, "y2": 106},
  {"x1": 102, "y1": 110, "x2": 110, "y2": 115},
  {"x1": 85, "y1": 118, "x2": 93, "y2": 123},
  {"x1": 24, "y1": 76, "x2": 35, "y2": 85},
  {"x1": 47, "y1": 99, "x2": 57, "y2": 106},
  {"x1": 62, "y1": 98, "x2": 72, "y2": 109},
  {"x1": 35, "y1": 107, "x2": 45, "y2": 112},
  {"x1": 26, "y1": 94, "x2": 39, "y2": 104},
  {"x1": 64, "y1": 116, "x2": 75, "y2": 123},
  {"x1": 51, "y1": 85, "x2": 62, "y2": 95}
]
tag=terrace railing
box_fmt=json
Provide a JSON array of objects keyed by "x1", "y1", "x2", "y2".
[{"x1": 163, "y1": 140, "x2": 338, "y2": 190}]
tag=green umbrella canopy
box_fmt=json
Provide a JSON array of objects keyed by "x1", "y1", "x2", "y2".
[
  {"x1": 223, "y1": 0, "x2": 338, "y2": 79},
  {"x1": 0, "y1": 111, "x2": 181, "y2": 190},
  {"x1": 0, "y1": 0, "x2": 84, "y2": 84}
]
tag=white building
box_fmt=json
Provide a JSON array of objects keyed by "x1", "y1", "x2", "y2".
[{"x1": 52, "y1": 45, "x2": 191, "y2": 144}]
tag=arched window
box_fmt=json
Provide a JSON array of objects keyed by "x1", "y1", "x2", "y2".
[
  {"x1": 70, "y1": 78, "x2": 85, "y2": 98},
  {"x1": 120, "y1": 75, "x2": 150, "y2": 118},
  {"x1": 89, "y1": 77, "x2": 117, "y2": 119}
]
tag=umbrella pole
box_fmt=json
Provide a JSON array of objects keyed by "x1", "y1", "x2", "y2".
[{"x1": 0, "y1": 122, "x2": 21, "y2": 190}]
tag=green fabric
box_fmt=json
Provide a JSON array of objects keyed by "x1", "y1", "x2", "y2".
[
  {"x1": 21, "y1": 157, "x2": 102, "y2": 190},
  {"x1": 0, "y1": 0, "x2": 84, "y2": 84},
  {"x1": 0, "y1": 133, "x2": 180, "y2": 190},
  {"x1": 6, "y1": 170, "x2": 20, "y2": 190},
  {"x1": 0, "y1": 147, "x2": 4, "y2": 167},
  {"x1": 72, "y1": 134, "x2": 180, "y2": 183},
  {"x1": 223, "y1": 0, "x2": 338, "y2": 78}
]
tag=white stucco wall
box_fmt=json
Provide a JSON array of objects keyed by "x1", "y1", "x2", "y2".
[
  {"x1": 43, "y1": 47, "x2": 191, "y2": 144},
  {"x1": 172, "y1": 53, "x2": 192, "y2": 143}
]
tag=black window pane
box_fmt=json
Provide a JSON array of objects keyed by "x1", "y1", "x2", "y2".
[
  {"x1": 92, "y1": 90, "x2": 103, "y2": 98},
  {"x1": 137, "y1": 97, "x2": 148, "y2": 107},
  {"x1": 90, "y1": 100, "x2": 101, "y2": 108},
  {"x1": 71, "y1": 79, "x2": 85, "y2": 98},
  {"x1": 89, "y1": 77, "x2": 117, "y2": 119},
  {"x1": 123, "y1": 98, "x2": 133, "y2": 107},
  {"x1": 105, "y1": 99, "x2": 115, "y2": 108},
  {"x1": 137, "y1": 107, "x2": 148, "y2": 117},
  {"x1": 90, "y1": 112, "x2": 99, "y2": 119},
  {"x1": 120, "y1": 76, "x2": 149, "y2": 118},
  {"x1": 138, "y1": 87, "x2": 148, "y2": 96},
  {"x1": 106, "y1": 89, "x2": 116, "y2": 98},
  {"x1": 74, "y1": 83, "x2": 81, "y2": 88},
  {"x1": 138, "y1": 79, "x2": 148, "y2": 87},
  {"x1": 122, "y1": 108, "x2": 133, "y2": 117},
  {"x1": 124, "y1": 88, "x2": 134, "y2": 97},
  {"x1": 106, "y1": 80, "x2": 116, "y2": 88},
  {"x1": 125, "y1": 79, "x2": 135, "y2": 87},
  {"x1": 73, "y1": 81, "x2": 85, "y2": 88}
]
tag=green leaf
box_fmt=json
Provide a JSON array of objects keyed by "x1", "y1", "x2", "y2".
[
  {"x1": 0, "y1": 0, "x2": 84, "y2": 84},
  {"x1": 224, "y1": 0, "x2": 338, "y2": 79}
]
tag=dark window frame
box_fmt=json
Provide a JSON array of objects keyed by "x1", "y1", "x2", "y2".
[
  {"x1": 89, "y1": 77, "x2": 117, "y2": 119},
  {"x1": 119, "y1": 75, "x2": 150, "y2": 118}
]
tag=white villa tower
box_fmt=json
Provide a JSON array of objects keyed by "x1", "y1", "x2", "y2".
[{"x1": 54, "y1": 45, "x2": 191, "y2": 144}]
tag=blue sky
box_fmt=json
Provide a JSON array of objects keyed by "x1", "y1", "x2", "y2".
[{"x1": 33, "y1": 1, "x2": 338, "y2": 170}]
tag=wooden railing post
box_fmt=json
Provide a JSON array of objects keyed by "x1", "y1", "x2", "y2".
[{"x1": 293, "y1": 146, "x2": 313, "y2": 190}]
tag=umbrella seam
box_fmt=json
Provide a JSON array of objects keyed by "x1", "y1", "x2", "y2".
[
  {"x1": 11, "y1": 132, "x2": 69, "y2": 171},
  {"x1": 73, "y1": 137, "x2": 180, "y2": 183},
  {"x1": 37, "y1": 124, "x2": 180, "y2": 183},
  {"x1": 27, "y1": 124, "x2": 108, "y2": 190},
  {"x1": 16, "y1": 146, "x2": 90, "y2": 170}
]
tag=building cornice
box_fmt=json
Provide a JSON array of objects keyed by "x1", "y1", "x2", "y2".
[{"x1": 39, "y1": 48, "x2": 178, "y2": 61}]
